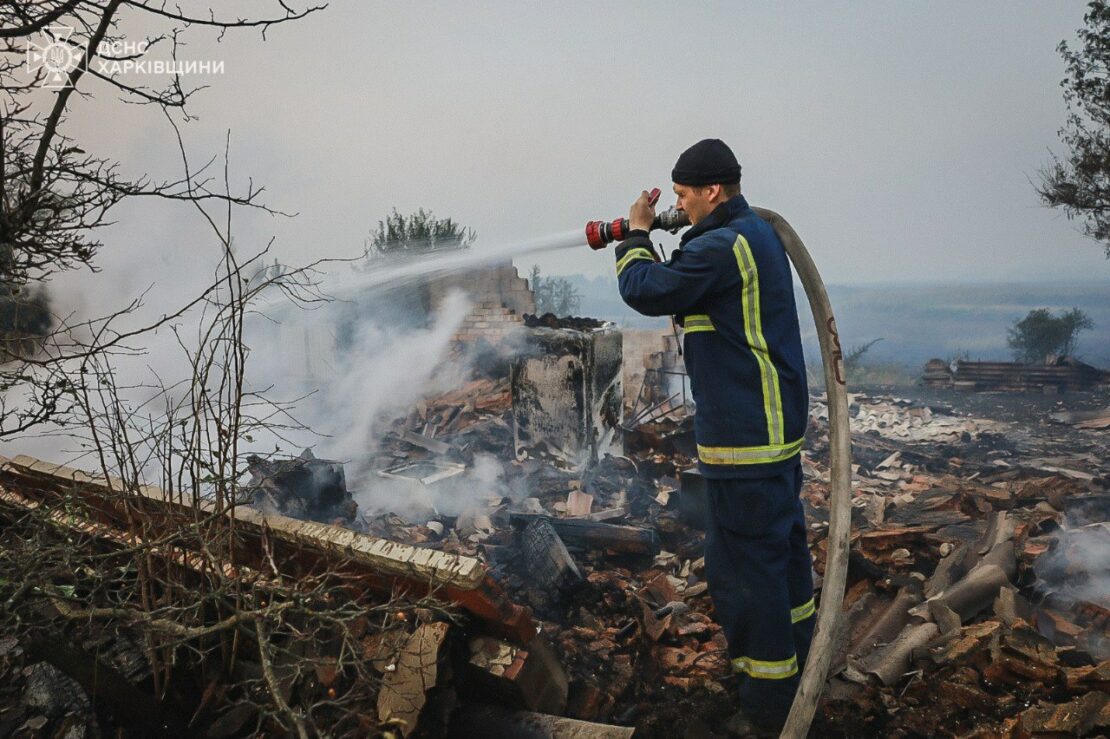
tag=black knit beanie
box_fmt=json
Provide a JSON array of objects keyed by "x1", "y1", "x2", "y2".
[{"x1": 671, "y1": 139, "x2": 741, "y2": 186}]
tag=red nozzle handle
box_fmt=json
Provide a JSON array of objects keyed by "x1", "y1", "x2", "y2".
[{"x1": 584, "y1": 187, "x2": 663, "y2": 250}]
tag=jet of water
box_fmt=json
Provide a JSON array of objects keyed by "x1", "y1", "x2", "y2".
[{"x1": 323, "y1": 228, "x2": 588, "y2": 300}]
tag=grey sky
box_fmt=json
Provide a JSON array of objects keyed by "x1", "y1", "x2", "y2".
[{"x1": 61, "y1": 1, "x2": 1110, "y2": 291}]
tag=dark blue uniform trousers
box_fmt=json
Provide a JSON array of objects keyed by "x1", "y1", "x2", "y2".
[{"x1": 704, "y1": 464, "x2": 815, "y2": 726}]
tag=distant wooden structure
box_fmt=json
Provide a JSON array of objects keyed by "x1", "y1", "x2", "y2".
[{"x1": 922, "y1": 357, "x2": 1109, "y2": 392}]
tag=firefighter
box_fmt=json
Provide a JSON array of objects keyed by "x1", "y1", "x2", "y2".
[{"x1": 615, "y1": 139, "x2": 814, "y2": 733}]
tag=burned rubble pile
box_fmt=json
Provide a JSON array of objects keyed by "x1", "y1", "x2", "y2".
[
  {"x1": 806, "y1": 393, "x2": 1110, "y2": 737},
  {"x1": 522, "y1": 313, "x2": 607, "y2": 331},
  {"x1": 350, "y1": 379, "x2": 1110, "y2": 736},
  {"x1": 352, "y1": 371, "x2": 736, "y2": 734},
  {"x1": 244, "y1": 450, "x2": 357, "y2": 522},
  {"x1": 6, "y1": 333, "x2": 1106, "y2": 736}
]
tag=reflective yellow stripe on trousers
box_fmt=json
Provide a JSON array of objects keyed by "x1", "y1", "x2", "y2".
[
  {"x1": 791, "y1": 597, "x2": 815, "y2": 623},
  {"x1": 697, "y1": 437, "x2": 803, "y2": 466},
  {"x1": 732, "y1": 234, "x2": 785, "y2": 446},
  {"x1": 731, "y1": 654, "x2": 799, "y2": 680}
]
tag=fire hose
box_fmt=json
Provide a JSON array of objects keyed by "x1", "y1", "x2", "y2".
[{"x1": 586, "y1": 199, "x2": 852, "y2": 738}]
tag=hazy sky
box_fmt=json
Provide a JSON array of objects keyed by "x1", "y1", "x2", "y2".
[{"x1": 56, "y1": 1, "x2": 1110, "y2": 290}]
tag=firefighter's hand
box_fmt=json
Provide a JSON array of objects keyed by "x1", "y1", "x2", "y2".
[{"x1": 629, "y1": 190, "x2": 655, "y2": 232}]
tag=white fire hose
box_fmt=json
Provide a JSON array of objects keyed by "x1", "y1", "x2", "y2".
[{"x1": 752, "y1": 207, "x2": 852, "y2": 738}]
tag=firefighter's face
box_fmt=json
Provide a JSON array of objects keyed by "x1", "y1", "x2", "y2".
[{"x1": 673, "y1": 183, "x2": 721, "y2": 225}]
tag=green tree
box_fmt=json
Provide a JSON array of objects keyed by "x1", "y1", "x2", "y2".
[
  {"x1": 528, "y1": 265, "x2": 581, "y2": 315},
  {"x1": 528, "y1": 265, "x2": 550, "y2": 312},
  {"x1": 1058, "y1": 307, "x2": 1095, "y2": 355},
  {"x1": 1007, "y1": 307, "x2": 1093, "y2": 363},
  {"x1": 366, "y1": 208, "x2": 475, "y2": 257},
  {"x1": 1038, "y1": 1, "x2": 1110, "y2": 257}
]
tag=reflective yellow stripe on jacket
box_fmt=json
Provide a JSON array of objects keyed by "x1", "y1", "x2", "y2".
[
  {"x1": 731, "y1": 654, "x2": 799, "y2": 680},
  {"x1": 683, "y1": 313, "x2": 716, "y2": 333},
  {"x1": 615, "y1": 248, "x2": 655, "y2": 277},
  {"x1": 732, "y1": 233, "x2": 785, "y2": 446}
]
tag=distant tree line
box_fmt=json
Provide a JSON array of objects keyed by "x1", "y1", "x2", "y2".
[{"x1": 528, "y1": 266, "x2": 582, "y2": 316}]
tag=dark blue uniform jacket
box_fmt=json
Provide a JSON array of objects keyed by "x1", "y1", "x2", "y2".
[{"x1": 616, "y1": 195, "x2": 808, "y2": 479}]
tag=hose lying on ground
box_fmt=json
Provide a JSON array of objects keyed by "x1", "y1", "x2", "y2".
[{"x1": 752, "y1": 208, "x2": 853, "y2": 739}]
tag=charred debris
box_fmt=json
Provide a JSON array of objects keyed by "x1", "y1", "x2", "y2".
[{"x1": 2, "y1": 281, "x2": 1109, "y2": 736}]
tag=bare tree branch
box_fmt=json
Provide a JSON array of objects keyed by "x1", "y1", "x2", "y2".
[{"x1": 0, "y1": 0, "x2": 84, "y2": 39}]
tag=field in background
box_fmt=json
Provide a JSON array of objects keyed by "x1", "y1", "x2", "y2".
[{"x1": 568, "y1": 276, "x2": 1110, "y2": 374}]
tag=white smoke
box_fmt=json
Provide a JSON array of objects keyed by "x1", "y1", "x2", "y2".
[
  {"x1": 1035, "y1": 523, "x2": 1110, "y2": 609},
  {"x1": 0, "y1": 247, "x2": 478, "y2": 498},
  {"x1": 352, "y1": 452, "x2": 508, "y2": 522},
  {"x1": 246, "y1": 287, "x2": 474, "y2": 478}
]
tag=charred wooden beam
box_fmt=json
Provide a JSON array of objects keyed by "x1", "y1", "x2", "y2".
[
  {"x1": 509, "y1": 513, "x2": 659, "y2": 555},
  {"x1": 522, "y1": 518, "x2": 583, "y2": 592}
]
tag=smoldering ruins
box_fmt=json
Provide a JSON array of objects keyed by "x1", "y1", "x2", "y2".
[{"x1": 1, "y1": 260, "x2": 1109, "y2": 738}]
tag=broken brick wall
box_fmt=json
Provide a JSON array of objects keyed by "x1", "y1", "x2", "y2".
[
  {"x1": 453, "y1": 301, "x2": 528, "y2": 345},
  {"x1": 424, "y1": 262, "x2": 535, "y2": 345}
]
